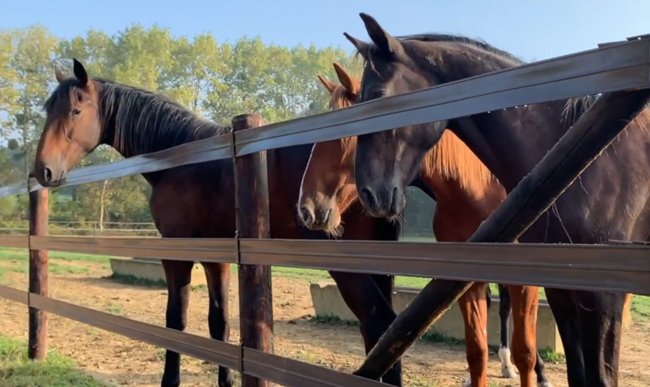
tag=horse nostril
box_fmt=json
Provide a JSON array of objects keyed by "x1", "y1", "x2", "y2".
[
  {"x1": 361, "y1": 187, "x2": 378, "y2": 209},
  {"x1": 318, "y1": 208, "x2": 332, "y2": 225},
  {"x1": 300, "y1": 206, "x2": 313, "y2": 225},
  {"x1": 43, "y1": 167, "x2": 53, "y2": 184}
]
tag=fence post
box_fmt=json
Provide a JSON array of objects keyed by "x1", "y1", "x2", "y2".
[
  {"x1": 28, "y1": 186, "x2": 49, "y2": 360},
  {"x1": 232, "y1": 113, "x2": 273, "y2": 387}
]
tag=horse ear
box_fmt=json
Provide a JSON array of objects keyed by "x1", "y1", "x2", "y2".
[
  {"x1": 317, "y1": 75, "x2": 337, "y2": 93},
  {"x1": 72, "y1": 58, "x2": 88, "y2": 85},
  {"x1": 359, "y1": 13, "x2": 403, "y2": 57},
  {"x1": 343, "y1": 32, "x2": 370, "y2": 59},
  {"x1": 333, "y1": 63, "x2": 356, "y2": 95}
]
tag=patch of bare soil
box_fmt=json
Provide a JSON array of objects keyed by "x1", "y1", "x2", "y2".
[{"x1": 1, "y1": 261, "x2": 648, "y2": 387}]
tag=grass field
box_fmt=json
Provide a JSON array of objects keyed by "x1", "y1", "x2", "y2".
[
  {"x1": 0, "y1": 335, "x2": 107, "y2": 387},
  {"x1": 1, "y1": 247, "x2": 648, "y2": 320}
]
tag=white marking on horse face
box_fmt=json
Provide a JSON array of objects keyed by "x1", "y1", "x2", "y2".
[{"x1": 395, "y1": 141, "x2": 407, "y2": 162}]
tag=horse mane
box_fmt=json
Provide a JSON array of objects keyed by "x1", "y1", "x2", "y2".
[
  {"x1": 331, "y1": 83, "x2": 495, "y2": 195},
  {"x1": 396, "y1": 33, "x2": 525, "y2": 65},
  {"x1": 561, "y1": 95, "x2": 599, "y2": 126},
  {"x1": 423, "y1": 130, "x2": 495, "y2": 194},
  {"x1": 45, "y1": 79, "x2": 227, "y2": 158},
  {"x1": 95, "y1": 79, "x2": 231, "y2": 157}
]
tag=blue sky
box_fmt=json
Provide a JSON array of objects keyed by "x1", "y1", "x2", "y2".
[{"x1": 2, "y1": 1, "x2": 649, "y2": 61}]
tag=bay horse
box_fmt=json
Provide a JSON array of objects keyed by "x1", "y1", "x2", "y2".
[
  {"x1": 298, "y1": 63, "x2": 551, "y2": 387},
  {"x1": 33, "y1": 59, "x2": 406, "y2": 386},
  {"x1": 346, "y1": 13, "x2": 647, "y2": 387}
]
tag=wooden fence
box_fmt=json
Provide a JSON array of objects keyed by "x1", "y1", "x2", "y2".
[{"x1": 0, "y1": 35, "x2": 649, "y2": 386}]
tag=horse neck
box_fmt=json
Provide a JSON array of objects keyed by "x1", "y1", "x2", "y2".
[
  {"x1": 451, "y1": 101, "x2": 568, "y2": 191},
  {"x1": 430, "y1": 45, "x2": 569, "y2": 191},
  {"x1": 98, "y1": 81, "x2": 228, "y2": 159}
]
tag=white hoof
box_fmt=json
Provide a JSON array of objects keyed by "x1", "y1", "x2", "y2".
[
  {"x1": 538, "y1": 381, "x2": 553, "y2": 387},
  {"x1": 501, "y1": 365, "x2": 518, "y2": 379},
  {"x1": 462, "y1": 375, "x2": 472, "y2": 387},
  {"x1": 499, "y1": 347, "x2": 518, "y2": 379}
]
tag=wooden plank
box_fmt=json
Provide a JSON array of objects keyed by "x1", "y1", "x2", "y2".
[
  {"x1": 28, "y1": 188, "x2": 48, "y2": 360},
  {"x1": 243, "y1": 348, "x2": 385, "y2": 387},
  {"x1": 0, "y1": 181, "x2": 28, "y2": 198},
  {"x1": 240, "y1": 239, "x2": 650, "y2": 295},
  {"x1": 233, "y1": 113, "x2": 273, "y2": 387},
  {"x1": 29, "y1": 236, "x2": 237, "y2": 263},
  {"x1": 234, "y1": 40, "x2": 650, "y2": 155},
  {"x1": 0, "y1": 284, "x2": 29, "y2": 305},
  {"x1": 28, "y1": 132, "x2": 232, "y2": 192},
  {"x1": 0, "y1": 235, "x2": 29, "y2": 249},
  {"x1": 29, "y1": 293, "x2": 241, "y2": 369},
  {"x1": 354, "y1": 89, "x2": 650, "y2": 380}
]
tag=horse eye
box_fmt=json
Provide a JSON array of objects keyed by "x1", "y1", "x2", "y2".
[{"x1": 70, "y1": 109, "x2": 81, "y2": 117}]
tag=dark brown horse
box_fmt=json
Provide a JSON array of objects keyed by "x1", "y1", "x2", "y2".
[
  {"x1": 299, "y1": 63, "x2": 551, "y2": 387},
  {"x1": 346, "y1": 13, "x2": 647, "y2": 387},
  {"x1": 34, "y1": 59, "x2": 404, "y2": 386}
]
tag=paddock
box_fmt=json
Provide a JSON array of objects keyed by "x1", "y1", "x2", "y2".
[
  {"x1": 0, "y1": 30, "x2": 649, "y2": 387},
  {"x1": 1, "y1": 251, "x2": 649, "y2": 386}
]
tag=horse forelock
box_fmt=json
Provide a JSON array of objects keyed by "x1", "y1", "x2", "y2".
[
  {"x1": 43, "y1": 78, "x2": 83, "y2": 117},
  {"x1": 329, "y1": 85, "x2": 356, "y2": 110}
]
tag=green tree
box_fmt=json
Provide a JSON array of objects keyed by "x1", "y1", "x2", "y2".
[{"x1": 4, "y1": 27, "x2": 58, "y2": 157}]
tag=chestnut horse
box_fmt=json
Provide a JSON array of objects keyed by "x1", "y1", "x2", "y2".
[
  {"x1": 346, "y1": 13, "x2": 646, "y2": 387},
  {"x1": 33, "y1": 59, "x2": 406, "y2": 386},
  {"x1": 298, "y1": 63, "x2": 551, "y2": 387}
]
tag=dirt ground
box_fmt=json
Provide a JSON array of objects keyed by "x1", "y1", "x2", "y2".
[{"x1": 1, "y1": 260, "x2": 648, "y2": 387}]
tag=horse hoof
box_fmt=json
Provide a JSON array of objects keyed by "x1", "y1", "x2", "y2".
[
  {"x1": 538, "y1": 381, "x2": 553, "y2": 387},
  {"x1": 501, "y1": 366, "x2": 518, "y2": 379}
]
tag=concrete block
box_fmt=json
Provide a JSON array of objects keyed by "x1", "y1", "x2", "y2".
[
  {"x1": 310, "y1": 282, "x2": 564, "y2": 354},
  {"x1": 109, "y1": 257, "x2": 207, "y2": 286}
]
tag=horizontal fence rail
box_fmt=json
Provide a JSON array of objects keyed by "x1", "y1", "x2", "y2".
[
  {"x1": 29, "y1": 236, "x2": 237, "y2": 263},
  {"x1": 29, "y1": 293, "x2": 242, "y2": 370},
  {"x1": 240, "y1": 239, "x2": 650, "y2": 295},
  {"x1": 2, "y1": 235, "x2": 648, "y2": 295},
  {"x1": 0, "y1": 235, "x2": 29, "y2": 248},
  {"x1": 0, "y1": 285, "x2": 384, "y2": 387},
  {"x1": 0, "y1": 36, "x2": 643, "y2": 196}
]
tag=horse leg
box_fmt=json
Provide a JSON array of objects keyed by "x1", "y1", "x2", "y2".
[
  {"x1": 329, "y1": 271, "x2": 401, "y2": 386},
  {"x1": 372, "y1": 273, "x2": 394, "y2": 308},
  {"x1": 545, "y1": 288, "x2": 585, "y2": 386},
  {"x1": 497, "y1": 283, "x2": 517, "y2": 379},
  {"x1": 203, "y1": 262, "x2": 234, "y2": 387},
  {"x1": 161, "y1": 260, "x2": 194, "y2": 387},
  {"x1": 508, "y1": 285, "x2": 539, "y2": 387},
  {"x1": 534, "y1": 350, "x2": 552, "y2": 387},
  {"x1": 575, "y1": 290, "x2": 625, "y2": 387},
  {"x1": 459, "y1": 282, "x2": 489, "y2": 387}
]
